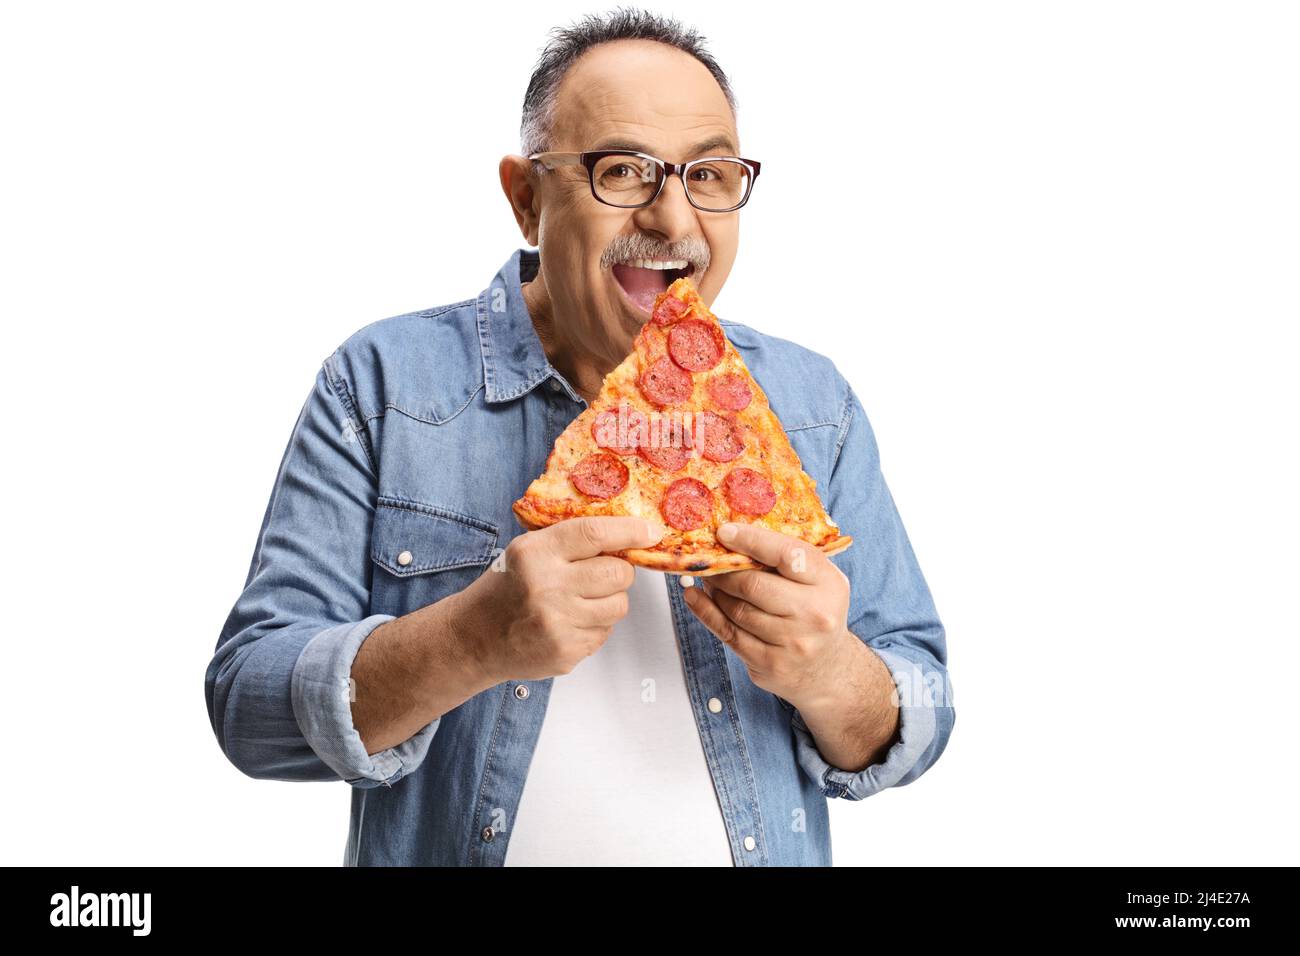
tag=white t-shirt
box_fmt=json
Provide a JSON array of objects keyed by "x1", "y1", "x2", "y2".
[{"x1": 502, "y1": 567, "x2": 735, "y2": 866}]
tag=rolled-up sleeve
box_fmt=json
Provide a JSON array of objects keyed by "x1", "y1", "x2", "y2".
[
  {"x1": 204, "y1": 355, "x2": 440, "y2": 789},
  {"x1": 788, "y1": 379, "x2": 956, "y2": 801},
  {"x1": 290, "y1": 616, "x2": 441, "y2": 787}
]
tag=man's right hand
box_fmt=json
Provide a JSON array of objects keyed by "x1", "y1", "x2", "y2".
[{"x1": 449, "y1": 516, "x2": 665, "y2": 683}]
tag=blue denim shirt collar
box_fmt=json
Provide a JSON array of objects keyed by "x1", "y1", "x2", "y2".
[{"x1": 477, "y1": 247, "x2": 583, "y2": 405}]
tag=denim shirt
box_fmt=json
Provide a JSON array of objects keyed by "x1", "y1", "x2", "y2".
[{"x1": 205, "y1": 247, "x2": 955, "y2": 867}]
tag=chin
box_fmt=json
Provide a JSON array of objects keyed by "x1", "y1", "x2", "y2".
[{"x1": 612, "y1": 293, "x2": 649, "y2": 338}]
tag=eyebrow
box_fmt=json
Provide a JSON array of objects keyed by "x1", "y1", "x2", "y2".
[{"x1": 589, "y1": 134, "x2": 739, "y2": 158}]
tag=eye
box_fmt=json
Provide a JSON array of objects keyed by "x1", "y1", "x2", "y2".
[
  {"x1": 607, "y1": 163, "x2": 637, "y2": 178},
  {"x1": 689, "y1": 165, "x2": 721, "y2": 182}
]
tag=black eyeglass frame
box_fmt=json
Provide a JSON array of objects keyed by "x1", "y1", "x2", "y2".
[{"x1": 528, "y1": 149, "x2": 762, "y2": 212}]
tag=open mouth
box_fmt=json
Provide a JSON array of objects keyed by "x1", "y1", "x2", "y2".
[{"x1": 611, "y1": 259, "x2": 697, "y2": 315}]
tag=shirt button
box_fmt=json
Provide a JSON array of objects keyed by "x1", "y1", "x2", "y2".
[
  {"x1": 707, "y1": 697, "x2": 723, "y2": 714},
  {"x1": 743, "y1": 836, "x2": 756, "y2": 852},
  {"x1": 548, "y1": 379, "x2": 563, "y2": 393},
  {"x1": 514, "y1": 683, "x2": 529, "y2": 700},
  {"x1": 396, "y1": 550, "x2": 413, "y2": 567},
  {"x1": 481, "y1": 826, "x2": 495, "y2": 842}
]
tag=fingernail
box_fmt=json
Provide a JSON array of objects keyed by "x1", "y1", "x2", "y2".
[
  {"x1": 717, "y1": 523, "x2": 739, "y2": 542},
  {"x1": 645, "y1": 521, "x2": 666, "y2": 541}
]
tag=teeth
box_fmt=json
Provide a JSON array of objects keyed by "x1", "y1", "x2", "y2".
[{"x1": 625, "y1": 258, "x2": 690, "y2": 271}]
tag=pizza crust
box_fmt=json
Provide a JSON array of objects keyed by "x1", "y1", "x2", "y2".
[
  {"x1": 511, "y1": 496, "x2": 555, "y2": 533},
  {"x1": 614, "y1": 534, "x2": 854, "y2": 577},
  {"x1": 513, "y1": 496, "x2": 853, "y2": 576}
]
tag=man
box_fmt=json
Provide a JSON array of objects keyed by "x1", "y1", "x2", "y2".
[{"x1": 206, "y1": 9, "x2": 954, "y2": 867}]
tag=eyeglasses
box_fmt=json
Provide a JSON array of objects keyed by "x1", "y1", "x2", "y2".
[{"x1": 528, "y1": 149, "x2": 761, "y2": 212}]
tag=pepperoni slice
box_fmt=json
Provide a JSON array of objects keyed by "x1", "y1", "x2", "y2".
[
  {"x1": 651, "y1": 294, "x2": 689, "y2": 326},
  {"x1": 668, "y1": 319, "x2": 725, "y2": 372},
  {"x1": 570, "y1": 452, "x2": 629, "y2": 499},
  {"x1": 660, "y1": 478, "x2": 714, "y2": 531},
  {"x1": 591, "y1": 407, "x2": 646, "y2": 456},
  {"x1": 698, "y1": 411, "x2": 745, "y2": 462},
  {"x1": 707, "y1": 373, "x2": 752, "y2": 411},
  {"x1": 722, "y1": 468, "x2": 776, "y2": 516},
  {"x1": 639, "y1": 442, "x2": 692, "y2": 473},
  {"x1": 639, "y1": 356, "x2": 693, "y2": 406}
]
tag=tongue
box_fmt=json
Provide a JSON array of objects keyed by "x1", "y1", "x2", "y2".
[{"x1": 613, "y1": 264, "x2": 670, "y2": 313}]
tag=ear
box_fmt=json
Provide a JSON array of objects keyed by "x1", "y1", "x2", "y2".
[{"x1": 499, "y1": 155, "x2": 541, "y2": 246}]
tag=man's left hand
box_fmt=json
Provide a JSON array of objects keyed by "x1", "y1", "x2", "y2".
[{"x1": 681, "y1": 522, "x2": 855, "y2": 713}]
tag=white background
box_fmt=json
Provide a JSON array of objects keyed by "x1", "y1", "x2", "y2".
[{"x1": 2, "y1": 1, "x2": 1296, "y2": 866}]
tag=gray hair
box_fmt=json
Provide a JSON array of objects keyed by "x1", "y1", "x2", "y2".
[{"x1": 520, "y1": 7, "x2": 738, "y2": 160}]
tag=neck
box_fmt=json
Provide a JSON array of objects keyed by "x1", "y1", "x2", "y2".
[{"x1": 521, "y1": 271, "x2": 612, "y2": 405}]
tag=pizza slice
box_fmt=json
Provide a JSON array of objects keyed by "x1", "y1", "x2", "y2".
[{"x1": 512, "y1": 277, "x2": 852, "y2": 576}]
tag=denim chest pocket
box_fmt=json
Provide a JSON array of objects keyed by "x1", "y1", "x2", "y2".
[{"x1": 369, "y1": 497, "x2": 500, "y2": 618}]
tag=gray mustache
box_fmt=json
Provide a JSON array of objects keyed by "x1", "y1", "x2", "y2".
[{"x1": 601, "y1": 238, "x2": 710, "y2": 276}]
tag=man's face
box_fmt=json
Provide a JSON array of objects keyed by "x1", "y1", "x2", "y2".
[{"x1": 518, "y1": 39, "x2": 742, "y2": 366}]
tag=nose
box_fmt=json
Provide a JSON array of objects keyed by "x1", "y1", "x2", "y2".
[{"x1": 630, "y1": 171, "x2": 698, "y2": 244}]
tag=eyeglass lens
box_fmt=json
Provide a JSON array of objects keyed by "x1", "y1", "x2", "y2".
[{"x1": 591, "y1": 155, "x2": 751, "y2": 210}]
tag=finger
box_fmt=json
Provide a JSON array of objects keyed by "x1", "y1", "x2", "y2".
[
  {"x1": 547, "y1": 515, "x2": 666, "y2": 560},
  {"x1": 715, "y1": 523, "x2": 823, "y2": 583},
  {"x1": 706, "y1": 568, "x2": 801, "y2": 617},
  {"x1": 569, "y1": 555, "x2": 636, "y2": 597},
  {"x1": 681, "y1": 584, "x2": 771, "y2": 667},
  {"x1": 704, "y1": 582, "x2": 786, "y2": 643},
  {"x1": 575, "y1": 590, "x2": 631, "y2": 628}
]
